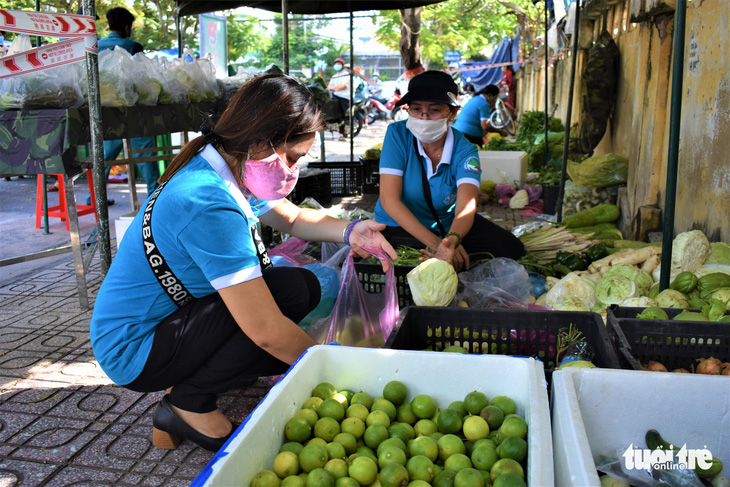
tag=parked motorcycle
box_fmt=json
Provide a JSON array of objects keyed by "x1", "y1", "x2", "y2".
[
  {"x1": 365, "y1": 89, "x2": 408, "y2": 124},
  {"x1": 322, "y1": 93, "x2": 367, "y2": 138},
  {"x1": 489, "y1": 88, "x2": 517, "y2": 135}
]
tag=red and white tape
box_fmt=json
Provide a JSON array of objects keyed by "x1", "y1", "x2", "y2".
[
  {"x1": 441, "y1": 58, "x2": 544, "y2": 73},
  {"x1": 0, "y1": 9, "x2": 96, "y2": 78},
  {"x1": 0, "y1": 9, "x2": 96, "y2": 37},
  {"x1": 0, "y1": 36, "x2": 96, "y2": 79}
]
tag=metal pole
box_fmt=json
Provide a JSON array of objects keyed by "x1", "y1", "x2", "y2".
[
  {"x1": 544, "y1": 0, "x2": 550, "y2": 164},
  {"x1": 83, "y1": 0, "x2": 111, "y2": 275},
  {"x1": 659, "y1": 0, "x2": 687, "y2": 291},
  {"x1": 282, "y1": 0, "x2": 289, "y2": 74},
  {"x1": 556, "y1": 0, "x2": 581, "y2": 222},
  {"x1": 349, "y1": 10, "x2": 355, "y2": 160},
  {"x1": 176, "y1": 8, "x2": 182, "y2": 58},
  {"x1": 36, "y1": 0, "x2": 51, "y2": 234}
]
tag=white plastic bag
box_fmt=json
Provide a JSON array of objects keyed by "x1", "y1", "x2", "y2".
[{"x1": 98, "y1": 47, "x2": 138, "y2": 107}]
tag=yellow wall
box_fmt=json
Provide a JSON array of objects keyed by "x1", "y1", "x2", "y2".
[{"x1": 517, "y1": 0, "x2": 730, "y2": 242}]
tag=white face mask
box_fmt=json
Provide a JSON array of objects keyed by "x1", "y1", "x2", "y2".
[{"x1": 406, "y1": 116, "x2": 449, "y2": 143}]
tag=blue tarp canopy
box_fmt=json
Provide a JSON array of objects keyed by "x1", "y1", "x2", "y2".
[{"x1": 458, "y1": 34, "x2": 521, "y2": 91}]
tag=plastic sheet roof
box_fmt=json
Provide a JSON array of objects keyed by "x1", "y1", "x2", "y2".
[{"x1": 177, "y1": 0, "x2": 446, "y2": 16}]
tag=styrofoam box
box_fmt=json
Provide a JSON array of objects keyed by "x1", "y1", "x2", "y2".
[
  {"x1": 114, "y1": 211, "x2": 137, "y2": 247},
  {"x1": 551, "y1": 368, "x2": 730, "y2": 486},
  {"x1": 478, "y1": 150, "x2": 528, "y2": 186},
  {"x1": 192, "y1": 345, "x2": 554, "y2": 487}
]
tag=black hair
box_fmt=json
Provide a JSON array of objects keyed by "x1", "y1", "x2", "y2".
[
  {"x1": 107, "y1": 7, "x2": 135, "y2": 33},
  {"x1": 477, "y1": 84, "x2": 500, "y2": 96}
]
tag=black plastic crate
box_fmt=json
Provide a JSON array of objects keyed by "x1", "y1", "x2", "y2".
[
  {"x1": 606, "y1": 305, "x2": 730, "y2": 371},
  {"x1": 307, "y1": 162, "x2": 363, "y2": 196},
  {"x1": 288, "y1": 171, "x2": 332, "y2": 205},
  {"x1": 354, "y1": 261, "x2": 415, "y2": 308},
  {"x1": 384, "y1": 308, "x2": 620, "y2": 384}
]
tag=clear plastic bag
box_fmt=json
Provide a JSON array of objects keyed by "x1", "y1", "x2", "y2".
[
  {"x1": 98, "y1": 47, "x2": 139, "y2": 107},
  {"x1": 453, "y1": 258, "x2": 532, "y2": 309},
  {"x1": 567, "y1": 153, "x2": 629, "y2": 187},
  {"x1": 307, "y1": 247, "x2": 399, "y2": 347},
  {"x1": 0, "y1": 62, "x2": 85, "y2": 110}
]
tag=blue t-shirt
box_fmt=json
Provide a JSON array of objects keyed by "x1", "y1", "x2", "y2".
[
  {"x1": 89, "y1": 145, "x2": 277, "y2": 385},
  {"x1": 97, "y1": 32, "x2": 144, "y2": 55},
  {"x1": 374, "y1": 121, "x2": 481, "y2": 232},
  {"x1": 453, "y1": 95, "x2": 491, "y2": 138}
]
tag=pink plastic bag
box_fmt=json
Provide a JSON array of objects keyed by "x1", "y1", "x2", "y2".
[
  {"x1": 307, "y1": 246, "x2": 399, "y2": 347},
  {"x1": 268, "y1": 237, "x2": 315, "y2": 267}
]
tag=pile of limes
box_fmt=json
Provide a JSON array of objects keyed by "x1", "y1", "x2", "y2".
[{"x1": 250, "y1": 380, "x2": 529, "y2": 487}]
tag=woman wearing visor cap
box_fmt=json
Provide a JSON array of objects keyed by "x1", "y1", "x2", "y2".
[{"x1": 374, "y1": 71, "x2": 525, "y2": 272}]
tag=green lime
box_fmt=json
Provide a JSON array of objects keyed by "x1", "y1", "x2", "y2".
[
  {"x1": 306, "y1": 467, "x2": 334, "y2": 487},
  {"x1": 406, "y1": 455, "x2": 435, "y2": 482},
  {"x1": 388, "y1": 423, "x2": 414, "y2": 445},
  {"x1": 252, "y1": 470, "x2": 281, "y2": 487},
  {"x1": 414, "y1": 419, "x2": 438, "y2": 437},
  {"x1": 490, "y1": 458, "x2": 524, "y2": 482},
  {"x1": 363, "y1": 423, "x2": 389, "y2": 450},
  {"x1": 333, "y1": 432, "x2": 357, "y2": 455},
  {"x1": 493, "y1": 473, "x2": 526, "y2": 487},
  {"x1": 325, "y1": 441, "x2": 347, "y2": 461},
  {"x1": 346, "y1": 404, "x2": 370, "y2": 423},
  {"x1": 314, "y1": 417, "x2": 341, "y2": 442},
  {"x1": 273, "y1": 451, "x2": 300, "y2": 478},
  {"x1": 339, "y1": 389, "x2": 355, "y2": 404},
  {"x1": 307, "y1": 438, "x2": 327, "y2": 448},
  {"x1": 410, "y1": 395, "x2": 437, "y2": 420},
  {"x1": 498, "y1": 415, "x2": 527, "y2": 440},
  {"x1": 350, "y1": 391, "x2": 374, "y2": 410},
  {"x1": 372, "y1": 398, "x2": 398, "y2": 422},
  {"x1": 323, "y1": 459, "x2": 349, "y2": 480},
  {"x1": 335, "y1": 478, "x2": 359, "y2": 487},
  {"x1": 462, "y1": 416, "x2": 489, "y2": 441},
  {"x1": 282, "y1": 475, "x2": 306, "y2": 487},
  {"x1": 317, "y1": 399, "x2": 345, "y2": 422},
  {"x1": 376, "y1": 437, "x2": 408, "y2": 457},
  {"x1": 280, "y1": 441, "x2": 305, "y2": 456},
  {"x1": 295, "y1": 408, "x2": 320, "y2": 428},
  {"x1": 463, "y1": 391, "x2": 490, "y2": 415},
  {"x1": 443, "y1": 453, "x2": 472, "y2": 472},
  {"x1": 286, "y1": 416, "x2": 312, "y2": 443},
  {"x1": 470, "y1": 445, "x2": 498, "y2": 471},
  {"x1": 453, "y1": 468, "x2": 484, "y2": 487},
  {"x1": 448, "y1": 401, "x2": 467, "y2": 417},
  {"x1": 383, "y1": 381, "x2": 408, "y2": 405},
  {"x1": 348, "y1": 456, "x2": 379, "y2": 486},
  {"x1": 437, "y1": 408, "x2": 463, "y2": 435},
  {"x1": 442, "y1": 345, "x2": 467, "y2": 353},
  {"x1": 396, "y1": 403, "x2": 417, "y2": 425},
  {"x1": 408, "y1": 481, "x2": 432, "y2": 487},
  {"x1": 495, "y1": 436, "x2": 527, "y2": 463},
  {"x1": 328, "y1": 392, "x2": 349, "y2": 410},
  {"x1": 479, "y1": 405, "x2": 505, "y2": 430},
  {"x1": 366, "y1": 409, "x2": 392, "y2": 428},
  {"x1": 312, "y1": 383, "x2": 338, "y2": 400},
  {"x1": 437, "y1": 434, "x2": 466, "y2": 462},
  {"x1": 432, "y1": 469, "x2": 457, "y2": 487},
  {"x1": 378, "y1": 445, "x2": 408, "y2": 468},
  {"x1": 472, "y1": 438, "x2": 497, "y2": 451},
  {"x1": 408, "y1": 435, "x2": 439, "y2": 462},
  {"x1": 489, "y1": 396, "x2": 516, "y2": 416},
  {"x1": 355, "y1": 445, "x2": 378, "y2": 464},
  {"x1": 299, "y1": 443, "x2": 329, "y2": 473},
  {"x1": 378, "y1": 463, "x2": 409, "y2": 487},
  {"x1": 303, "y1": 397, "x2": 325, "y2": 411}
]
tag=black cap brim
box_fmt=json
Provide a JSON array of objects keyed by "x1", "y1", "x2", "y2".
[{"x1": 394, "y1": 87, "x2": 459, "y2": 108}]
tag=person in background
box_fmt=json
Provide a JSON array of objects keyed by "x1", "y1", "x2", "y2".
[
  {"x1": 374, "y1": 71, "x2": 525, "y2": 272},
  {"x1": 327, "y1": 58, "x2": 351, "y2": 141},
  {"x1": 89, "y1": 74, "x2": 396, "y2": 453},
  {"x1": 87, "y1": 6, "x2": 161, "y2": 205},
  {"x1": 499, "y1": 64, "x2": 517, "y2": 110},
  {"x1": 453, "y1": 84, "x2": 508, "y2": 146}
]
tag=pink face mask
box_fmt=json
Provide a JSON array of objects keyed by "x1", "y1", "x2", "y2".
[{"x1": 242, "y1": 151, "x2": 299, "y2": 201}]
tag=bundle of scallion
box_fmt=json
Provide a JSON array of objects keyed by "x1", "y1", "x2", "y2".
[{"x1": 518, "y1": 224, "x2": 594, "y2": 264}]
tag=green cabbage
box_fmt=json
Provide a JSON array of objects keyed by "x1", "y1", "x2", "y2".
[
  {"x1": 705, "y1": 242, "x2": 730, "y2": 265},
  {"x1": 543, "y1": 272, "x2": 596, "y2": 311},
  {"x1": 407, "y1": 258, "x2": 458, "y2": 307},
  {"x1": 708, "y1": 288, "x2": 730, "y2": 310},
  {"x1": 702, "y1": 299, "x2": 727, "y2": 321},
  {"x1": 595, "y1": 264, "x2": 653, "y2": 306},
  {"x1": 636, "y1": 307, "x2": 669, "y2": 320}
]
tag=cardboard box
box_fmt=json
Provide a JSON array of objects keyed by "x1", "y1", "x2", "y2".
[
  {"x1": 478, "y1": 150, "x2": 528, "y2": 186},
  {"x1": 192, "y1": 345, "x2": 554, "y2": 486},
  {"x1": 551, "y1": 368, "x2": 730, "y2": 486}
]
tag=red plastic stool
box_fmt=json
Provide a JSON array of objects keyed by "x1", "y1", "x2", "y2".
[{"x1": 35, "y1": 170, "x2": 98, "y2": 231}]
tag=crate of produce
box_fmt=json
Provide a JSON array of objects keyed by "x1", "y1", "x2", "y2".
[
  {"x1": 354, "y1": 261, "x2": 415, "y2": 308},
  {"x1": 606, "y1": 305, "x2": 730, "y2": 371},
  {"x1": 288, "y1": 170, "x2": 332, "y2": 205},
  {"x1": 192, "y1": 344, "x2": 554, "y2": 486},
  {"x1": 552, "y1": 368, "x2": 730, "y2": 486},
  {"x1": 307, "y1": 161, "x2": 363, "y2": 196},
  {"x1": 384, "y1": 308, "x2": 621, "y2": 384}
]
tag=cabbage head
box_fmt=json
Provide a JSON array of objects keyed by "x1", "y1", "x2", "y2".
[
  {"x1": 407, "y1": 258, "x2": 458, "y2": 307},
  {"x1": 595, "y1": 264, "x2": 653, "y2": 306},
  {"x1": 705, "y1": 242, "x2": 730, "y2": 265},
  {"x1": 622, "y1": 296, "x2": 658, "y2": 308},
  {"x1": 543, "y1": 272, "x2": 596, "y2": 311},
  {"x1": 654, "y1": 289, "x2": 689, "y2": 309},
  {"x1": 708, "y1": 288, "x2": 730, "y2": 310}
]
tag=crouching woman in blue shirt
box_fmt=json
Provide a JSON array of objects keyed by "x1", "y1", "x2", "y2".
[
  {"x1": 374, "y1": 71, "x2": 525, "y2": 272},
  {"x1": 90, "y1": 74, "x2": 396, "y2": 452}
]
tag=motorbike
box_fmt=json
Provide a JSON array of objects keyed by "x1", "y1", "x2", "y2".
[
  {"x1": 322, "y1": 92, "x2": 368, "y2": 139},
  {"x1": 489, "y1": 87, "x2": 517, "y2": 136},
  {"x1": 365, "y1": 88, "x2": 408, "y2": 124}
]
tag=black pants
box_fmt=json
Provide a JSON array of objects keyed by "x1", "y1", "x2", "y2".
[
  {"x1": 382, "y1": 213, "x2": 526, "y2": 263},
  {"x1": 463, "y1": 133, "x2": 484, "y2": 146},
  {"x1": 336, "y1": 97, "x2": 350, "y2": 135},
  {"x1": 124, "y1": 266, "x2": 321, "y2": 413}
]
